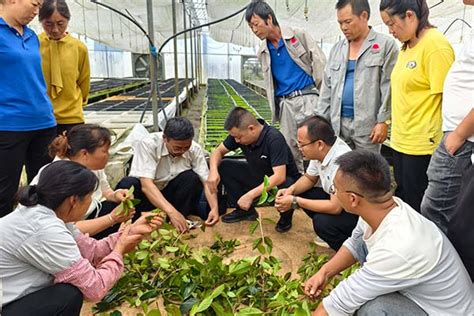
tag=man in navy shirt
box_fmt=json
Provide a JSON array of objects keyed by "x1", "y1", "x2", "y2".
[{"x1": 207, "y1": 107, "x2": 300, "y2": 232}]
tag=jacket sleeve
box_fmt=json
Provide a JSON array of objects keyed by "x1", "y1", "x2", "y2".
[
  {"x1": 75, "y1": 232, "x2": 120, "y2": 266},
  {"x1": 377, "y1": 38, "x2": 399, "y2": 123},
  {"x1": 78, "y1": 43, "x2": 90, "y2": 105},
  {"x1": 315, "y1": 49, "x2": 333, "y2": 121},
  {"x1": 301, "y1": 31, "x2": 326, "y2": 89}
]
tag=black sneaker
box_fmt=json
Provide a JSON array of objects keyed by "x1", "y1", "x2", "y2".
[
  {"x1": 221, "y1": 207, "x2": 258, "y2": 223},
  {"x1": 275, "y1": 217, "x2": 292, "y2": 233}
]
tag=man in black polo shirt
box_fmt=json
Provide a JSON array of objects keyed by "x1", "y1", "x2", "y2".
[{"x1": 207, "y1": 107, "x2": 300, "y2": 232}]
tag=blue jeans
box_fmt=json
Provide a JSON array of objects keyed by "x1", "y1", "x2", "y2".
[{"x1": 421, "y1": 133, "x2": 473, "y2": 234}]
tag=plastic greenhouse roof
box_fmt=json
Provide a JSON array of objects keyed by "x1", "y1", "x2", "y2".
[{"x1": 29, "y1": 0, "x2": 472, "y2": 53}]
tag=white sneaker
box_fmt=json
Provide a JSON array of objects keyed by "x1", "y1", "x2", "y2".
[{"x1": 314, "y1": 236, "x2": 330, "y2": 248}]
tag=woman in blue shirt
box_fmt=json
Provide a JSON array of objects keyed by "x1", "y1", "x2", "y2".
[{"x1": 0, "y1": 0, "x2": 57, "y2": 217}]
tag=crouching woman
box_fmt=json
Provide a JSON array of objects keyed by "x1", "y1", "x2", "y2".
[{"x1": 0, "y1": 160, "x2": 163, "y2": 316}]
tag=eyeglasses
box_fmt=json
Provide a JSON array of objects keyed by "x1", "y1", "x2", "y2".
[
  {"x1": 329, "y1": 183, "x2": 365, "y2": 198},
  {"x1": 297, "y1": 139, "x2": 317, "y2": 149}
]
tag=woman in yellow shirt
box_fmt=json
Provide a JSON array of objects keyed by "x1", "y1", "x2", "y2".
[
  {"x1": 39, "y1": 0, "x2": 90, "y2": 136},
  {"x1": 379, "y1": 0, "x2": 454, "y2": 212}
]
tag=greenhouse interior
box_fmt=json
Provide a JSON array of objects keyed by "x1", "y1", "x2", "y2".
[{"x1": 0, "y1": 0, "x2": 473, "y2": 315}]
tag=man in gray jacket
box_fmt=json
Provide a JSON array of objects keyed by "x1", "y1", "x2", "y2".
[
  {"x1": 317, "y1": 0, "x2": 398, "y2": 152},
  {"x1": 245, "y1": 1, "x2": 326, "y2": 173}
]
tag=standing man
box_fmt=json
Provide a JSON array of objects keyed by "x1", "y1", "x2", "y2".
[
  {"x1": 123, "y1": 117, "x2": 220, "y2": 233},
  {"x1": 317, "y1": 0, "x2": 398, "y2": 152},
  {"x1": 207, "y1": 107, "x2": 300, "y2": 232},
  {"x1": 275, "y1": 115, "x2": 358, "y2": 250},
  {"x1": 245, "y1": 0, "x2": 326, "y2": 173}
]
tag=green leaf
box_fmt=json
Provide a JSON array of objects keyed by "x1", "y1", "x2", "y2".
[
  {"x1": 180, "y1": 297, "x2": 199, "y2": 314},
  {"x1": 110, "y1": 311, "x2": 122, "y2": 316},
  {"x1": 140, "y1": 289, "x2": 158, "y2": 301},
  {"x1": 146, "y1": 310, "x2": 162, "y2": 316},
  {"x1": 252, "y1": 237, "x2": 262, "y2": 250},
  {"x1": 236, "y1": 306, "x2": 264, "y2": 315},
  {"x1": 256, "y1": 190, "x2": 268, "y2": 206},
  {"x1": 248, "y1": 221, "x2": 258, "y2": 235},
  {"x1": 135, "y1": 251, "x2": 149, "y2": 260},
  {"x1": 165, "y1": 246, "x2": 179, "y2": 253}
]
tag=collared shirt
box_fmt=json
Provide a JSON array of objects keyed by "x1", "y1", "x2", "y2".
[
  {"x1": 0, "y1": 204, "x2": 81, "y2": 305},
  {"x1": 267, "y1": 38, "x2": 314, "y2": 97},
  {"x1": 223, "y1": 120, "x2": 300, "y2": 180},
  {"x1": 306, "y1": 137, "x2": 351, "y2": 193},
  {"x1": 129, "y1": 132, "x2": 209, "y2": 190},
  {"x1": 30, "y1": 157, "x2": 111, "y2": 219},
  {"x1": 0, "y1": 18, "x2": 56, "y2": 131}
]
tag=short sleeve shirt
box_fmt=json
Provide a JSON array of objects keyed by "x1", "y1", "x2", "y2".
[
  {"x1": 223, "y1": 121, "x2": 300, "y2": 179},
  {"x1": 129, "y1": 132, "x2": 209, "y2": 190},
  {"x1": 306, "y1": 137, "x2": 352, "y2": 193}
]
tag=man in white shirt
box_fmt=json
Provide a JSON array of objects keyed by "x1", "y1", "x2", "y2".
[
  {"x1": 304, "y1": 150, "x2": 473, "y2": 315},
  {"x1": 275, "y1": 115, "x2": 358, "y2": 250},
  {"x1": 123, "y1": 117, "x2": 219, "y2": 232}
]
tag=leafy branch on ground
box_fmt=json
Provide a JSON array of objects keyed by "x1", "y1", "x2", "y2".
[{"x1": 94, "y1": 216, "x2": 357, "y2": 316}]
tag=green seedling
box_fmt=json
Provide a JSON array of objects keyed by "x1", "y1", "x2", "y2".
[
  {"x1": 256, "y1": 175, "x2": 279, "y2": 206},
  {"x1": 115, "y1": 186, "x2": 141, "y2": 217}
]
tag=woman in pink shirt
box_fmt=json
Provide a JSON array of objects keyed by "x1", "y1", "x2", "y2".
[{"x1": 0, "y1": 160, "x2": 163, "y2": 315}]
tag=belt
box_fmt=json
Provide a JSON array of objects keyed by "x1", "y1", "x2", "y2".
[{"x1": 278, "y1": 84, "x2": 319, "y2": 100}]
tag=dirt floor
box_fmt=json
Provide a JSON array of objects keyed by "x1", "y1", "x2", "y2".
[{"x1": 80, "y1": 207, "x2": 334, "y2": 315}]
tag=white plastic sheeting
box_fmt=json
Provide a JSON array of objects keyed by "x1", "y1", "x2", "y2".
[
  {"x1": 208, "y1": 0, "x2": 473, "y2": 48},
  {"x1": 27, "y1": 1, "x2": 472, "y2": 56}
]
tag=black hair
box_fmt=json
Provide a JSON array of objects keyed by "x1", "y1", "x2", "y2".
[
  {"x1": 297, "y1": 115, "x2": 336, "y2": 146},
  {"x1": 336, "y1": 150, "x2": 391, "y2": 201},
  {"x1": 163, "y1": 117, "x2": 194, "y2": 140},
  {"x1": 49, "y1": 124, "x2": 111, "y2": 158},
  {"x1": 224, "y1": 107, "x2": 259, "y2": 130},
  {"x1": 380, "y1": 0, "x2": 434, "y2": 50},
  {"x1": 245, "y1": 0, "x2": 279, "y2": 27},
  {"x1": 39, "y1": 0, "x2": 71, "y2": 21},
  {"x1": 336, "y1": 0, "x2": 371, "y2": 19},
  {"x1": 17, "y1": 161, "x2": 98, "y2": 210}
]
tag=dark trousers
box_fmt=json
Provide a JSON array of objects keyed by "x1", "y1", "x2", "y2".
[
  {"x1": 393, "y1": 150, "x2": 431, "y2": 212},
  {"x1": 86, "y1": 200, "x2": 122, "y2": 240},
  {"x1": 218, "y1": 159, "x2": 299, "y2": 222},
  {"x1": 117, "y1": 170, "x2": 203, "y2": 218},
  {"x1": 448, "y1": 166, "x2": 474, "y2": 281},
  {"x1": 2, "y1": 283, "x2": 83, "y2": 316},
  {"x1": 0, "y1": 127, "x2": 56, "y2": 217},
  {"x1": 299, "y1": 187, "x2": 359, "y2": 251},
  {"x1": 56, "y1": 123, "x2": 83, "y2": 136}
]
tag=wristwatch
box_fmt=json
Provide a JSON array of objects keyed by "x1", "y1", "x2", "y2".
[{"x1": 291, "y1": 195, "x2": 299, "y2": 210}]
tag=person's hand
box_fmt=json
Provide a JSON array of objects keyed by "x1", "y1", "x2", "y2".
[
  {"x1": 370, "y1": 122, "x2": 388, "y2": 144},
  {"x1": 206, "y1": 171, "x2": 221, "y2": 194},
  {"x1": 113, "y1": 189, "x2": 130, "y2": 203},
  {"x1": 113, "y1": 225, "x2": 144, "y2": 255},
  {"x1": 130, "y1": 212, "x2": 164, "y2": 235},
  {"x1": 168, "y1": 210, "x2": 189, "y2": 233},
  {"x1": 205, "y1": 208, "x2": 219, "y2": 226},
  {"x1": 237, "y1": 192, "x2": 254, "y2": 211},
  {"x1": 275, "y1": 194, "x2": 293, "y2": 212},
  {"x1": 304, "y1": 270, "x2": 329, "y2": 300},
  {"x1": 445, "y1": 131, "x2": 465, "y2": 156},
  {"x1": 111, "y1": 206, "x2": 135, "y2": 224},
  {"x1": 276, "y1": 187, "x2": 293, "y2": 198}
]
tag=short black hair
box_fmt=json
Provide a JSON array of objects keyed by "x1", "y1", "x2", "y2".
[
  {"x1": 297, "y1": 115, "x2": 336, "y2": 146},
  {"x1": 163, "y1": 117, "x2": 194, "y2": 140},
  {"x1": 17, "y1": 160, "x2": 98, "y2": 211},
  {"x1": 245, "y1": 0, "x2": 279, "y2": 27},
  {"x1": 39, "y1": 0, "x2": 71, "y2": 21},
  {"x1": 336, "y1": 150, "x2": 391, "y2": 201},
  {"x1": 336, "y1": 0, "x2": 371, "y2": 19},
  {"x1": 224, "y1": 107, "x2": 259, "y2": 130}
]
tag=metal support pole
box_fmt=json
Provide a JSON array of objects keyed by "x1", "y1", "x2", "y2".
[
  {"x1": 182, "y1": 1, "x2": 189, "y2": 99},
  {"x1": 146, "y1": 0, "x2": 159, "y2": 131},
  {"x1": 190, "y1": 25, "x2": 195, "y2": 90},
  {"x1": 197, "y1": 31, "x2": 202, "y2": 86},
  {"x1": 172, "y1": 0, "x2": 180, "y2": 115}
]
